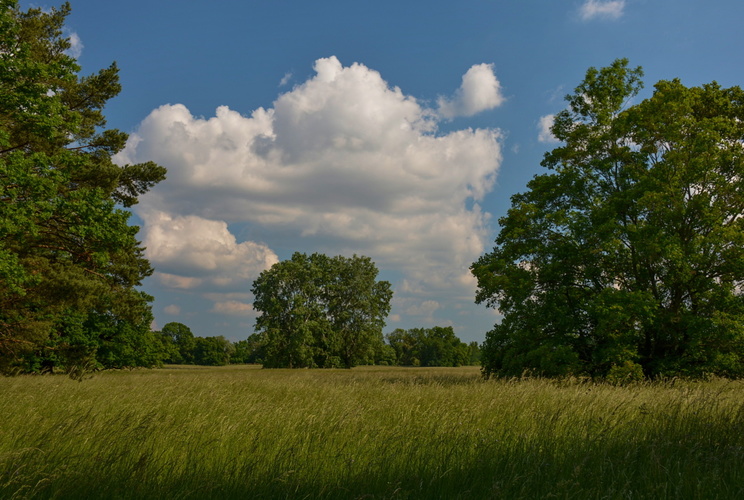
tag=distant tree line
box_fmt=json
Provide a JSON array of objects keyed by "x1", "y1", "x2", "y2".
[
  {"x1": 157, "y1": 322, "x2": 480, "y2": 368},
  {"x1": 157, "y1": 322, "x2": 234, "y2": 366},
  {"x1": 385, "y1": 327, "x2": 481, "y2": 367}
]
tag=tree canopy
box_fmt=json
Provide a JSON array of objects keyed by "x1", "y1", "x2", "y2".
[
  {"x1": 252, "y1": 252, "x2": 393, "y2": 368},
  {"x1": 0, "y1": 1, "x2": 166, "y2": 374},
  {"x1": 386, "y1": 326, "x2": 476, "y2": 367},
  {"x1": 472, "y1": 59, "x2": 744, "y2": 380}
]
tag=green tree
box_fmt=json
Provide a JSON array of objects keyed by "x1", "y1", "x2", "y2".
[
  {"x1": 0, "y1": 1, "x2": 166, "y2": 374},
  {"x1": 193, "y1": 336, "x2": 233, "y2": 366},
  {"x1": 230, "y1": 333, "x2": 265, "y2": 364},
  {"x1": 472, "y1": 59, "x2": 744, "y2": 379},
  {"x1": 84, "y1": 301, "x2": 166, "y2": 370},
  {"x1": 373, "y1": 343, "x2": 397, "y2": 366},
  {"x1": 252, "y1": 252, "x2": 393, "y2": 368},
  {"x1": 323, "y1": 254, "x2": 393, "y2": 368},
  {"x1": 386, "y1": 328, "x2": 421, "y2": 366},
  {"x1": 386, "y1": 327, "x2": 470, "y2": 367},
  {"x1": 467, "y1": 341, "x2": 481, "y2": 366},
  {"x1": 160, "y1": 322, "x2": 196, "y2": 364}
]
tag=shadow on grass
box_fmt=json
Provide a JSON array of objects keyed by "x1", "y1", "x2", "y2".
[{"x1": 6, "y1": 429, "x2": 744, "y2": 500}]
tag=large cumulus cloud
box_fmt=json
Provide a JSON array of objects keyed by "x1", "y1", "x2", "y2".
[{"x1": 118, "y1": 56, "x2": 503, "y2": 324}]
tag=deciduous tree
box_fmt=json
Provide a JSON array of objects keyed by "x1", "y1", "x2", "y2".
[
  {"x1": 159, "y1": 322, "x2": 196, "y2": 364},
  {"x1": 472, "y1": 59, "x2": 744, "y2": 379},
  {"x1": 252, "y1": 252, "x2": 393, "y2": 368}
]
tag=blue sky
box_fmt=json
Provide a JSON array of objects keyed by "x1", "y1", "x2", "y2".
[{"x1": 24, "y1": 0, "x2": 744, "y2": 342}]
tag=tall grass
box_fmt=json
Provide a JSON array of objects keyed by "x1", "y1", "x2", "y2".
[{"x1": 1, "y1": 365, "x2": 743, "y2": 499}]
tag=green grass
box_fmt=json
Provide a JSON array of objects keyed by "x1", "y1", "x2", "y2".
[{"x1": 1, "y1": 365, "x2": 743, "y2": 499}]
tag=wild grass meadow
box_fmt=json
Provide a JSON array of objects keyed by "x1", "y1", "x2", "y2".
[{"x1": 2, "y1": 365, "x2": 743, "y2": 499}]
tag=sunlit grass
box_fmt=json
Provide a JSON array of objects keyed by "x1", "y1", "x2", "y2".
[{"x1": 1, "y1": 365, "x2": 743, "y2": 499}]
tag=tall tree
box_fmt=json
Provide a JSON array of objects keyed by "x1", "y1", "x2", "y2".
[
  {"x1": 323, "y1": 254, "x2": 394, "y2": 368},
  {"x1": 252, "y1": 252, "x2": 393, "y2": 368},
  {"x1": 472, "y1": 59, "x2": 744, "y2": 379},
  {"x1": 0, "y1": 1, "x2": 166, "y2": 374}
]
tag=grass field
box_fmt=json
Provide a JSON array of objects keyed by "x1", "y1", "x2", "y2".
[{"x1": 1, "y1": 365, "x2": 743, "y2": 499}]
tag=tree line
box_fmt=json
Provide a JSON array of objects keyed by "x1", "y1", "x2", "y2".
[{"x1": 158, "y1": 322, "x2": 480, "y2": 368}]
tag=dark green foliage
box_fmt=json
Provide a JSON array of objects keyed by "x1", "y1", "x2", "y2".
[
  {"x1": 373, "y1": 343, "x2": 397, "y2": 366},
  {"x1": 158, "y1": 322, "x2": 235, "y2": 366},
  {"x1": 192, "y1": 336, "x2": 233, "y2": 366},
  {"x1": 159, "y1": 322, "x2": 196, "y2": 364},
  {"x1": 467, "y1": 341, "x2": 481, "y2": 365},
  {"x1": 386, "y1": 326, "x2": 473, "y2": 367},
  {"x1": 230, "y1": 333, "x2": 265, "y2": 364},
  {"x1": 0, "y1": 1, "x2": 166, "y2": 374},
  {"x1": 252, "y1": 252, "x2": 393, "y2": 368},
  {"x1": 472, "y1": 59, "x2": 744, "y2": 379}
]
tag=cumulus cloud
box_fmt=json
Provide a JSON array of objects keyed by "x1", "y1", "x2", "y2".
[
  {"x1": 579, "y1": 0, "x2": 625, "y2": 21},
  {"x1": 140, "y1": 212, "x2": 278, "y2": 291},
  {"x1": 119, "y1": 56, "x2": 503, "y2": 317},
  {"x1": 437, "y1": 63, "x2": 505, "y2": 119},
  {"x1": 537, "y1": 114, "x2": 559, "y2": 143}
]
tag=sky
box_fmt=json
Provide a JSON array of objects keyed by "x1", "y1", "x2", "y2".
[{"x1": 21, "y1": 0, "x2": 744, "y2": 343}]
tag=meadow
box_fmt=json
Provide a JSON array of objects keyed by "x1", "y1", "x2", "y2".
[{"x1": 1, "y1": 365, "x2": 743, "y2": 499}]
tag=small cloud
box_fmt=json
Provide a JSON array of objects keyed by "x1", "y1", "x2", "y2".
[
  {"x1": 405, "y1": 300, "x2": 441, "y2": 317},
  {"x1": 164, "y1": 304, "x2": 181, "y2": 315},
  {"x1": 279, "y1": 72, "x2": 293, "y2": 87},
  {"x1": 212, "y1": 300, "x2": 254, "y2": 316},
  {"x1": 156, "y1": 273, "x2": 203, "y2": 290},
  {"x1": 438, "y1": 63, "x2": 505, "y2": 119},
  {"x1": 579, "y1": 0, "x2": 625, "y2": 21},
  {"x1": 537, "y1": 114, "x2": 559, "y2": 143},
  {"x1": 66, "y1": 32, "x2": 83, "y2": 59}
]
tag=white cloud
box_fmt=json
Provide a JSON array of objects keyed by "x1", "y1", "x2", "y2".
[
  {"x1": 279, "y1": 72, "x2": 292, "y2": 87},
  {"x1": 437, "y1": 63, "x2": 505, "y2": 119},
  {"x1": 579, "y1": 0, "x2": 625, "y2": 21},
  {"x1": 140, "y1": 212, "x2": 279, "y2": 291},
  {"x1": 164, "y1": 304, "x2": 181, "y2": 315},
  {"x1": 537, "y1": 114, "x2": 559, "y2": 143},
  {"x1": 211, "y1": 300, "x2": 254, "y2": 316},
  {"x1": 405, "y1": 300, "x2": 441, "y2": 317},
  {"x1": 66, "y1": 32, "x2": 83, "y2": 59},
  {"x1": 156, "y1": 273, "x2": 202, "y2": 290},
  {"x1": 119, "y1": 56, "x2": 503, "y2": 316}
]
